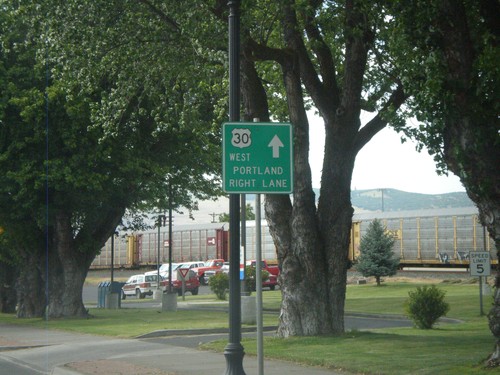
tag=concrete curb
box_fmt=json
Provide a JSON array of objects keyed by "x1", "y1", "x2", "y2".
[{"x1": 136, "y1": 325, "x2": 278, "y2": 339}]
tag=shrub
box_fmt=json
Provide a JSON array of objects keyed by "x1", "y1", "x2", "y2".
[
  {"x1": 405, "y1": 285, "x2": 450, "y2": 329},
  {"x1": 208, "y1": 272, "x2": 229, "y2": 300},
  {"x1": 244, "y1": 266, "x2": 269, "y2": 293}
]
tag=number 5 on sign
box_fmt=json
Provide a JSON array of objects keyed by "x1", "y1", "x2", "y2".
[{"x1": 469, "y1": 251, "x2": 491, "y2": 276}]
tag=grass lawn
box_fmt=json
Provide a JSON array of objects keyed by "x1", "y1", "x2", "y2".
[{"x1": 1, "y1": 278, "x2": 496, "y2": 374}]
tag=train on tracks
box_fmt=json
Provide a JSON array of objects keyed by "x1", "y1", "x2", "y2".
[{"x1": 91, "y1": 206, "x2": 497, "y2": 269}]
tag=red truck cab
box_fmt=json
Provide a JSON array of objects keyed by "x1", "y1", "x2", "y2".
[
  {"x1": 192, "y1": 259, "x2": 225, "y2": 285},
  {"x1": 246, "y1": 260, "x2": 280, "y2": 290}
]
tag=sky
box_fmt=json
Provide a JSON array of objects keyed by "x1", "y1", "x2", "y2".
[
  {"x1": 307, "y1": 112, "x2": 465, "y2": 195},
  {"x1": 175, "y1": 112, "x2": 465, "y2": 225}
]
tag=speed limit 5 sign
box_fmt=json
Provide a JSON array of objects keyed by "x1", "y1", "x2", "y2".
[{"x1": 469, "y1": 251, "x2": 491, "y2": 276}]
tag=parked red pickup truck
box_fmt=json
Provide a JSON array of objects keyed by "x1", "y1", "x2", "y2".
[
  {"x1": 246, "y1": 260, "x2": 280, "y2": 290},
  {"x1": 192, "y1": 259, "x2": 225, "y2": 285}
]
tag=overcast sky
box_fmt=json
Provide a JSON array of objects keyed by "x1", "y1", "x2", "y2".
[
  {"x1": 176, "y1": 113, "x2": 465, "y2": 225},
  {"x1": 308, "y1": 112, "x2": 465, "y2": 195}
]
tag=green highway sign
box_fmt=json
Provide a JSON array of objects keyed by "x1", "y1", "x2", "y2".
[{"x1": 223, "y1": 122, "x2": 293, "y2": 193}]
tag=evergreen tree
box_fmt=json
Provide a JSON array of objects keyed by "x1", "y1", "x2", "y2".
[{"x1": 356, "y1": 220, "x2": 399, "y2": 286}]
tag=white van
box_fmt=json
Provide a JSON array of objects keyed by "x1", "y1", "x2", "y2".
[{"x1": 121, "y1": 273, "x2": 159, "y2": 299}]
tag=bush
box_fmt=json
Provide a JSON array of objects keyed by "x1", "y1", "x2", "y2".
[
  {"x1": 405, "y1": 285, "x2": 450, "y2": 329},
  {"x1": 208, "y1": 272, "x2": 229, "y2": 300},
  {"x1": 244, "y1": 266, "x2": 269, "y2": 293}
]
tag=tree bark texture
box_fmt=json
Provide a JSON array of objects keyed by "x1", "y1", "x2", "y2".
[
  {"x1": 434, "y1": 1, "x2": 500, "y2": 365},
  {"x1": 16, "y1": 249, "x2": 47, "y2": 318},
  {"x1": 0, "y1": 261, "x2": 18, "y2": 313},
  {"x1": 46, "y1": 210, "x2": 92, "y2": 318},
  {"x1": 239, "y1": 0, "x2": 405, "y2": 337},
  {"x1": 13, "y1": 202, "x2": 125, "y2": 319},
  {"x1": 44, "y1": 206, "x2": 125, "y2": 318}
]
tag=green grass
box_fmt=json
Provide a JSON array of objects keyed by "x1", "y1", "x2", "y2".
[
  {"x1": 345, "y1": 281, "x2": 491, "y2": 319},
  {"x1": 204, "y1": 281, "x2": 496, "y2": 374},
  {"x1": 233, "y1": 321, "x2": 492, "y2": 375},
  {"x1": 1, "y1": 280, "x2": 496, "y2": 374},
  {"x1": 0, "y1": 308, "x2": 281, "y2": 338}
]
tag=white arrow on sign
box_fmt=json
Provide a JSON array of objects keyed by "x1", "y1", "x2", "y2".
[{"x1": 268, "y1": 135, "x2": 284, "y2": 158}]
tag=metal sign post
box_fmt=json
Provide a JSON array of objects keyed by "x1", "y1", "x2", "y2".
[
  {"x1": 224, "y1": 1, "x2": 245, "y2": 375},
  {"x1": 255, "y1": 193, "x2": 264, "y2": 375},
  {"x1": 179, "y1": 268, "x2": 189, "y2": 301}
]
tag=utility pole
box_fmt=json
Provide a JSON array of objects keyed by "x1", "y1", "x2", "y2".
[{"x1": 209, "y1": 212, "x2": 219, "y2": 223}]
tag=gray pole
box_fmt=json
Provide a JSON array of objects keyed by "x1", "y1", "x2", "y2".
[
  {"x1": 241, "y1": 193, "x2": 246, "y2": 293},
  {"x1": 479, "y1": 276, "x2": 484, "y2": 316},
  {"x1": 169, "y1": 186, "x2": 173, "y2": 294},
  {"x1": 157, "y1": 214, "x2": 161, "y2": 290},
  {"x1": 480, "y1": 225, "x2": 487, "y2": 315},
  {"x1": 255, "y1": 193, "x2": 264, "y2": 374},
  {"x1": 224, "y1": 1, "x2": 245, "y2": 374},
  {"x1": 111, "y1": 233, "x2": 114, "y2": 284}
]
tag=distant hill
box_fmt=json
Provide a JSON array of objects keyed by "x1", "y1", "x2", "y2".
[
  {"x1": 351, "y1": 189, "x2": 474, "y2": 212},
  {"x1": 313, "y1": 188, "x2": 474, "y2": 212},
  {"x1": 170, "y1": 188, "x2": 475, "y2": 225}
]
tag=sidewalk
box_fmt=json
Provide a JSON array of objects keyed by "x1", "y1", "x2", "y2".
[{"x1": 0, "y1": 323, "x2": 347, "y2": 375}]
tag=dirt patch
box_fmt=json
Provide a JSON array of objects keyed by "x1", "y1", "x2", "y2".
[{"x1": 65, "y1": 359, "x2": 177, "y2": 375}]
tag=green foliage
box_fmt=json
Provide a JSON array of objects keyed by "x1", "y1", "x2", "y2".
[
  {"x1": 244, "y1": 265, "x2": 269, "y2": 293},
  {"x1": 0, "y1": 0, "x2": 227, "y2": 316},
  {"x1": 356, "y1": 219, "x2": 399, "y2": 285},
  {"x1": 405, "y1": 285, "x2": 450, "y2": 329},
  {"x1": 387, "y1": 1, "x2": 499, "y2": 198},
  {"x1": 219, "y1": 203, "x2": 256, "y2": 223},
  {"x1": 208, "y1": 272, "x2": 229, "y2": 300}
]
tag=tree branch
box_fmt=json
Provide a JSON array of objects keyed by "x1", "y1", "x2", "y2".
[
  {"x1": 301, "y1": 1, "x2": 340, "y2": 105},
  {"x1": 354, "y1": 83, "x2": 406, "y2": 153},
  {"x1": 341, "y1": 0, "x2": 373, "y2": 117},
  {"x1": 137, "y1": 0, "x2": 181, "y2": 32},
  {"x1": 282, "y1": 1, "x2": 335, "y2": 119}
]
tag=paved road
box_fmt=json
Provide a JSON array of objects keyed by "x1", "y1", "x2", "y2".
[
  {"x1": 82, "y1": 284, "x2": 212, "y2": 304},
  {"x1": 0, "y1": 324, "x2": 349, "y2": 375},
  {"x1": 2, "y1": 285, "x2": 416, "y2": 375},
  {"x1": 0, "y1": 316, "x2": 414, "y2": 375}
]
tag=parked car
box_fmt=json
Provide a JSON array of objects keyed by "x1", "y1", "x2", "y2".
[
  {"x1": 204, "y1": 262, "x2": 230, "y2": 284},
  {"x1": 246, "y1": 260, "x2": 280, "y2": 290},
  {"x1": 158, "y1": 262, "x2": 181, "y2": 278},
  {"x1": 192, "y1": 259, "x2": 225, "y2": 285},
  {"x1": 121, "y1": 273, "x2": 159, "y2": 299},
  {"x1": 160, "y1": 269, "x2": 200, "y2": 296},
  {"x1": 177, "y1": 261, "x2": 205, "y2": 270}
]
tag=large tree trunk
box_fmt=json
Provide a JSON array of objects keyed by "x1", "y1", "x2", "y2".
[
  {"x1": 0, "y1": 261, "x2": 18, "y2": 313},
  {"x1": 239, "y1": 0, "x2": 396, "y2": 336},
  {"x1": 434, "y1": 1, "x2": 500, "y2": 365},
  {"x1": 484, "y1": 206, "x2": 500, "y2": 367},
  {"x1": 317, "y1": 109, "x2": 359, "y2": 333},
  {"x1": 447, "y1": 128, "x2": 500, "y2": 365},
  {"x1": 448, "y1": 152, "x2": 500, "y2": 367},
  {"x1": 16, "y1": 249, "x2": 47, "y2": 318},
  {"x1": 270, "y1": 56, "x2": 333, "y2": 337},
  {"x1": 45, "y1": 210, "x2": 98, "y2": 318}
]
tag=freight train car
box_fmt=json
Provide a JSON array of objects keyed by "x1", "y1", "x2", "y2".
[
  {"x1": 349, "y1": 207, "x2": 497, "y2": 267},
  {"x1": 91, "y1": 207, "x2": 497, "y2": 269}
]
